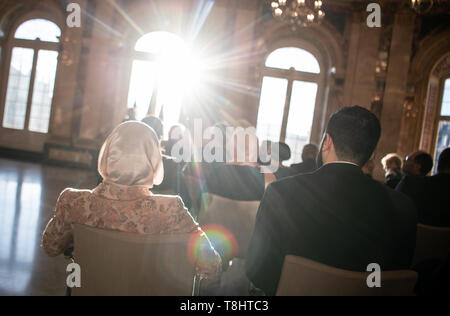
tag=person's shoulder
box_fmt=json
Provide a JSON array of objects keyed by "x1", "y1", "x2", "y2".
[
  {"x1": 430, "y1": 173, "x2": 450, "y2": 183},
  {"x1": 162, "y1": 155, "x2": 177, "y2": 163},
  {"x1": 403, "y1": 174, "x2": 426, "y2": 184},
  {"x1": 398, "y1": 174, "x2": 428, "y2": 190},
  {"x1": 58, "y1": 187, "x2": 92, "y2": 203},
  {"x1": 151, "y1": 193, "x2": 186, "y2": 209},
  {"x1": 383, "y1": 183, "x2": 416, "y2": 211},
  {"x1": 268, "y1": 171, "x2": 313, "y2": 192}
]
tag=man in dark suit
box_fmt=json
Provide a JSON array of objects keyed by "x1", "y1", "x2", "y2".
[
  {"x1": 402, "y1": 151, "x2": 434, "y2": 177},
  {"x1": 397, "y1": 147, "x2": 450, "y2": 227},
  {"x1": 381, "y1": 153, "x2": 403, "y2": 189},
  {"x1": 290, "y1": 144, "x2": 319, "y2": 174},
  {"x1": 246, "y1": 106, "x2": 418, "y2": 296}
]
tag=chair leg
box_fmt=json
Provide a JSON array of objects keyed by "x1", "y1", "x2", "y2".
[{"x1": 192, "y1": 275, "x2": 202, "y2": 296}]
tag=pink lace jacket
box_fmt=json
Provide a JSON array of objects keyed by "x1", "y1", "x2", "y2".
[{"x1": 42, "y1": 182, "x2": 222, "y2": 280}]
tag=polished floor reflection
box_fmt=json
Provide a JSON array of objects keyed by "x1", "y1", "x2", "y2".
[{"x1": 0, "y1": 158, "x2": 97, "y2": 296}]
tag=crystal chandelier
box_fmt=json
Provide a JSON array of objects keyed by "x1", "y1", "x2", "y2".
[
  {"x1": 268, "y1": 0, "x2": 325, "y2": 28},
  {"x1": 410, "y1": 0, "x2": 441, "y2": 13}
]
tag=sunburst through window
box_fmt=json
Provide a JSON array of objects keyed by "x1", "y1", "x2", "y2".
[{"x1": 127, "y1": 31, "x2": 205, "y2": 137}]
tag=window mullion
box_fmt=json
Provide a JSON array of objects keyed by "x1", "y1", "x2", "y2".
[
  {"x1": 280, "y1": 78, "x2": 294, "y2": 143},
  {"x1": 24, "y1": 47, "x2": 39, "y2": 131}
]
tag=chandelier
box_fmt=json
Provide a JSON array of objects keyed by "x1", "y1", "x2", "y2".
[
  {"x1": 410, "y1": 0, "x2": 442, "y2": 13},
  {"x1": 268, "y1": 0, "x2": 325, "y2": 28}
]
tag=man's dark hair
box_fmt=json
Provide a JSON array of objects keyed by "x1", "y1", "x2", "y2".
[
  {"x1": 438, "y1": 148, "x2": 450, "y2": 173},
  {"x1": 278, "y1": 142, "x2": 291, "y2": 162},
  {"x1": 414, "y1": 152, "x2": 434, "y2": 176},
  {"x1": 326, "y1": 106, "x2": 381, "y2": 166},
  {"x1": 142, "y1": 116, "x2": 164, "y2": 140}
]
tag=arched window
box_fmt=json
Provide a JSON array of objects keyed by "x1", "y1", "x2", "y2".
[
  {"x1": 435, "y1": 78, "x2": 450, "y2": 168},
  {"x1": 1, "y1": 19, "x2": 61, "y2": 133},
  {"x1": 256, "y1": 47, "x2": 321, "y2": 165},
  {"x1": 127, "y1": 31, "x2": 200, "y2": 137}
]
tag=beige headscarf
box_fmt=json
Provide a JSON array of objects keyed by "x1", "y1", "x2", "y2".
[{"x1": 98, "y1": 121, "x2": 164, "y2": 188}]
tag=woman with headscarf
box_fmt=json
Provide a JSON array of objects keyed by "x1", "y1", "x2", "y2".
[{"x1": 42, "y1": 121, "x2": 221, "y2": 280}]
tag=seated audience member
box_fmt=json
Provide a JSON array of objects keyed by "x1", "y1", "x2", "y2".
[
  {"x1": 164, "y1": 124, "x2": 189, "y2": 159},
  {"x1": 246, "y1": 106, "x2": 418, "y2": 296},
  {"x1": 142, "y1": 116, "x2": 181, "y2": 193},
  {"x1": 42, "y1": 122, "x2": 221, "y2": 280},
  {"x1": 123, "y1": 106, "x2": 136, "y2": 122},
  {"x1": 381, "y1": 153, "x2": 403, "y2": 189},
  {"x1": 403, "y1": 151, "x2": 434, "y2": 177},
  {"x1": 397, "y1": 147, "x2": 450, "y2": 227},
  {"x1": 260, "y1": 141, "x2": 293, "y2": 180},
  {"x1": 182, "y1": 127, "x2": 276, "y2": 206},
  {"x1": 362, "y1": 159, "x2": 375, "y2": 179},
  {"x1": 274, "y1": 142, "x2": 294, "y2": 179},
  {"x1": 290, "y1": 144, "x2": 319, "y2": 175}
]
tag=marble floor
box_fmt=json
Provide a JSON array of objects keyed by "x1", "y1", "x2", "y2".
[{"x1": 0, "y1": 158, "x2": 97, "y2": 296}]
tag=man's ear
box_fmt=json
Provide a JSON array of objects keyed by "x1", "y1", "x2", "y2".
[{"x1": 322, "y1": 134, "x2": 333, "y2": 153}]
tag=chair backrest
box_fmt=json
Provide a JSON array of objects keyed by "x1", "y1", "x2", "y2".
[
  {"x1": 71, "y1": 224, "x2": 196, "y2": 296},
  {"x1": 276, "y1": 256, "x2": 418, "y2": 296},
  {"x1": 198, "y1": 193, "x2": 260, "y2": 261},
  {"x1": 413, "y1": 224, "x2": 450, "y2": 266}
]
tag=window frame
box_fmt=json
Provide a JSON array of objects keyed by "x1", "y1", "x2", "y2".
[
  {"x1": 0, "y1": 15, "x2": 61, "y2": 134},
  {"x1": 257, "y1": 39, "x2": 327, "y2": 149},
  {"x1": 127, "y1": 31, "x2": 190, "y2": 129},
  {"x1": 433, "y1": 77, "x2": 450, "y2": 165}
]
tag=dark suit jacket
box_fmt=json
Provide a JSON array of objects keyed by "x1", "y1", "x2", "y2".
[
  {"x1": 397, "y1": 174, "x2": 450, "y2": 227},
  {"x1": 290, "y1": 159, "x2": 317, "y2": 175},
  {"x1": 180, "y1": 162, "x2": 265, "y2": 209},
  {"x1": 246, "y1": 163, "x2": 418, "y2": 296},
  {"x1": 152, "y1": 156, "x2": 181, "y2": 193},
  {"x1": 275, "y1": 159, "x2": 317, "y2": 180},
  {"x1": 385, "y1": 169, "x2": 403, "y2": 189}
]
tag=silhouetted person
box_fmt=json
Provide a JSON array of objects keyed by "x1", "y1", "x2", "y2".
[
  {"x1": 123, "y1": 107, "x2": 137, "y2": 122},
  {"x1": 142, "y1": 116, "x2": 181, "y2": 193},
  {"x1": 289, "y1": 144, "x2": 319, "y2": 175},
  {"x1": 381, "y1": 153, "x2": 403, "y2": 189},
  {"x1": 260, "y1": 142, "x2": 293, "y2": 180},
  {"x1": 163, "y1": 124, "x2": 189, "y2": 158},
  {"x1": 403, "y1": 151, "x2": 434, "y2": 177},
  {"x1": 246, "y1": 106, "x2": 418, "y2": 296},
  {"x1": 397, "y1": 147, "x2": 450, "y2": 227}
]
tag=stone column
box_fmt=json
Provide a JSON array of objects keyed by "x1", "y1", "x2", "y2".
[
  {"x1": 48, "y1": 2, "x2": 84, "y2": 143},
  {"x1": 342, "y1": 11, "x2": 381, "y2": 109},
  {"x1": 375, "y1": 10, "x2": 415, "y2": 178},
  {"x1": 77, "y1": 0, "x2": 116, "y2": 144}
]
